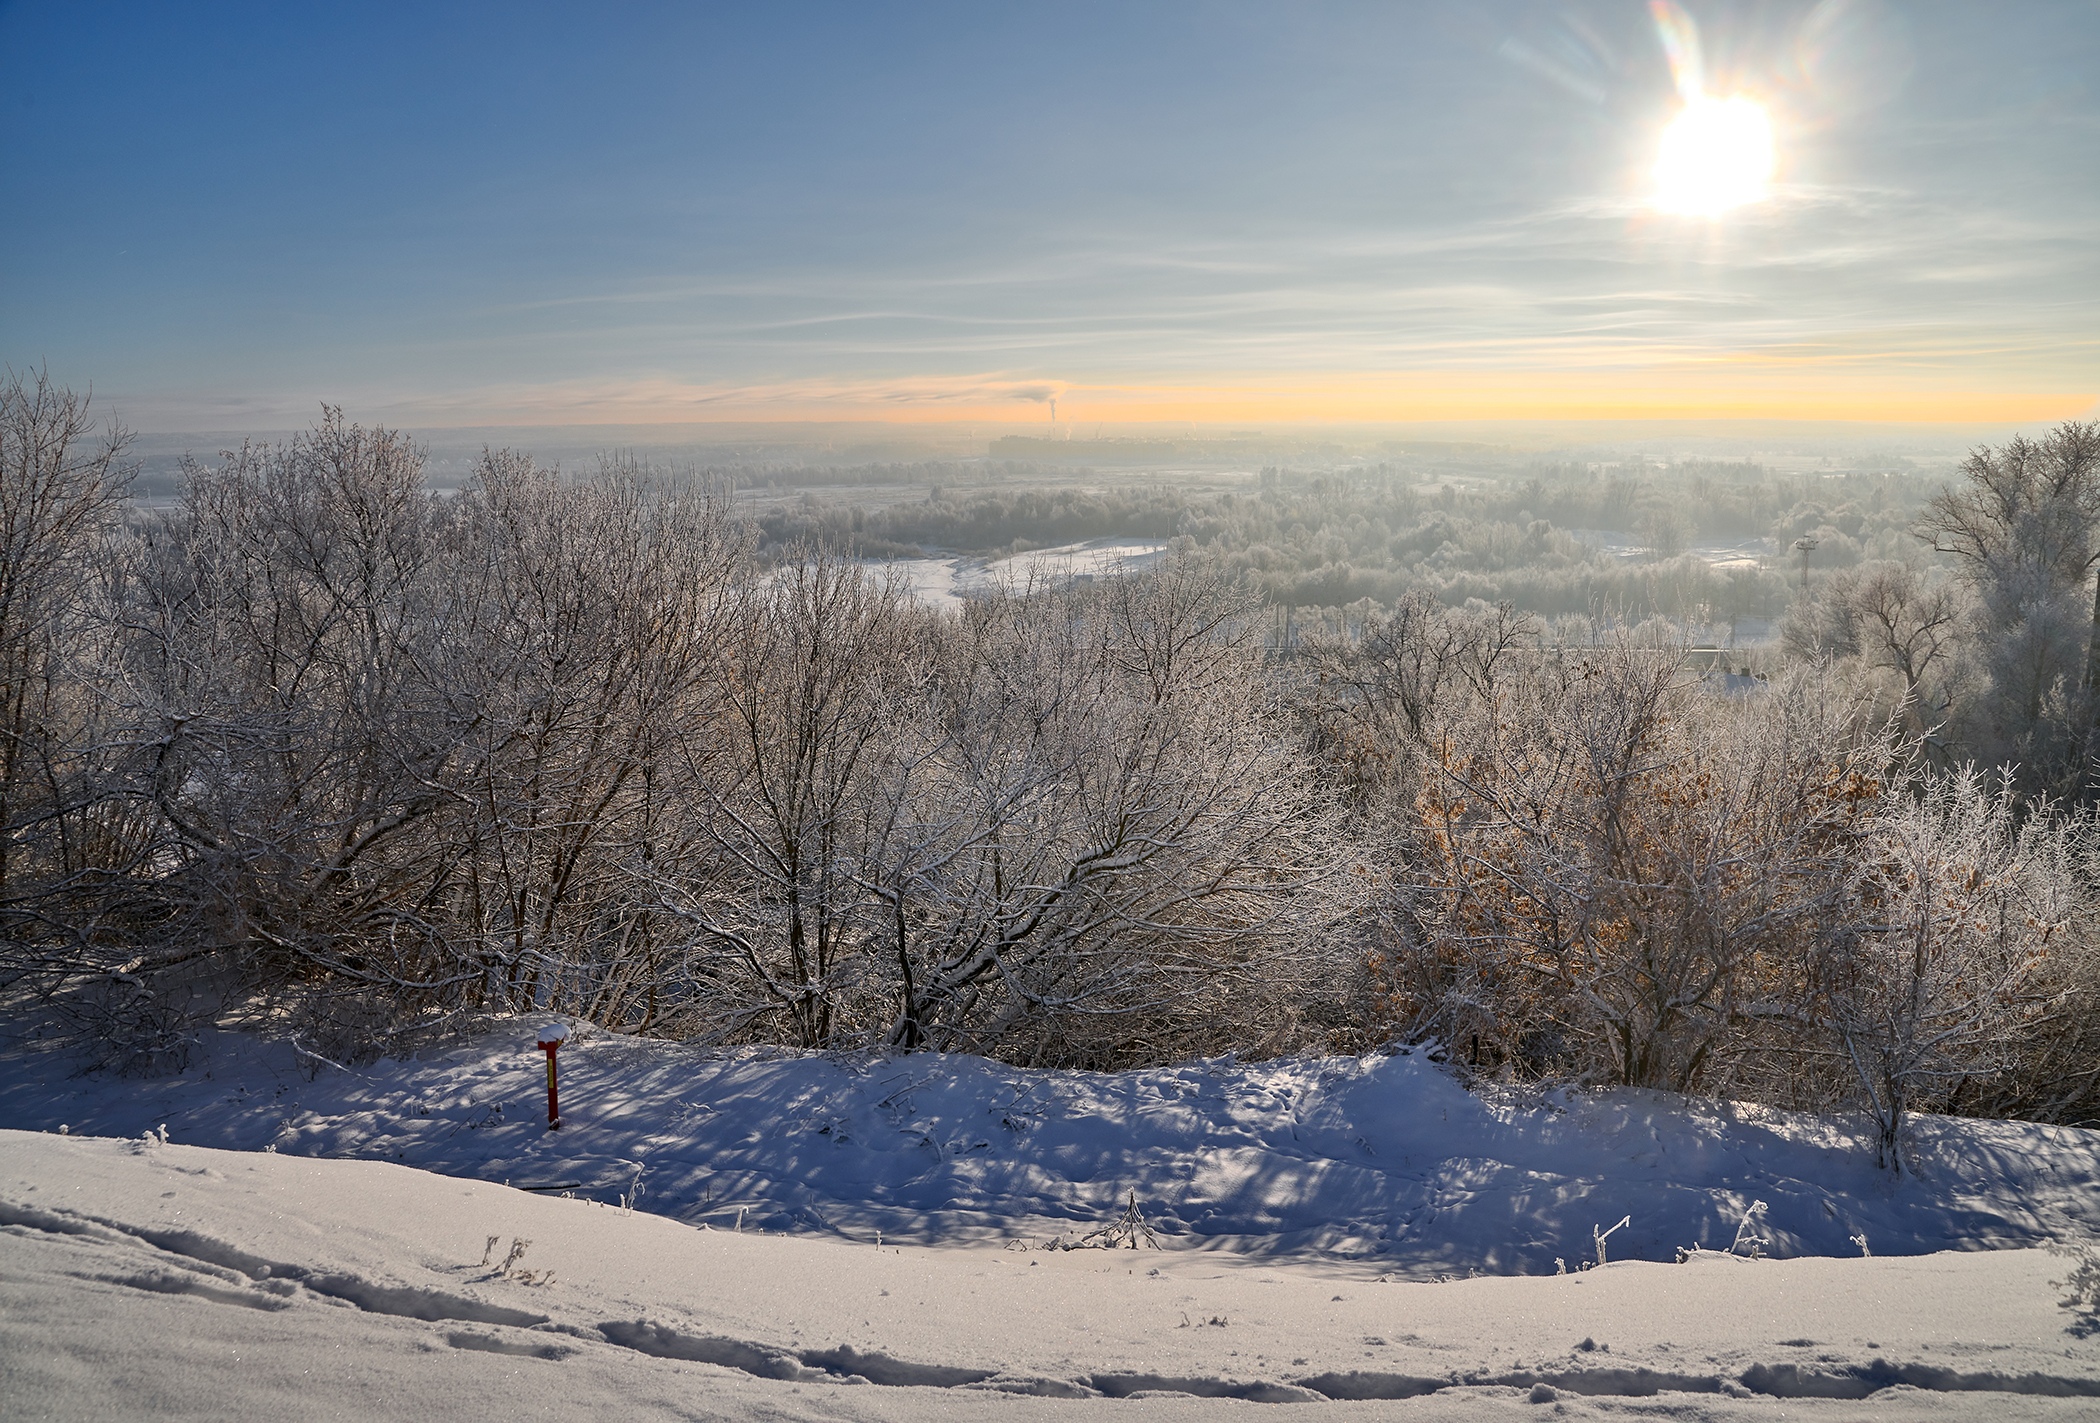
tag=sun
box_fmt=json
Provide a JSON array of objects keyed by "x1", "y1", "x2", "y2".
[{"x1": 1653, "y1": 94, "x2": 1775, "y2": 217}]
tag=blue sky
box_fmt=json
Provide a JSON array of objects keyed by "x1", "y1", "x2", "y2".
[{"x1": 3, "y1": 1, "x2": 2096, "y2": 429}]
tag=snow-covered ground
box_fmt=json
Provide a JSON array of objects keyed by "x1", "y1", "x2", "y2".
[
  {"x1": 5, "y1": 1022, "x2": 2094, "y2": 1269},
  {"x1": 4, "y1": 1019, "x2": 2099, "y2": 1418}
]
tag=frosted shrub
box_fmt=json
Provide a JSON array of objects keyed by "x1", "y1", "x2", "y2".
[
  {"x1": 1730, "y1": 1201, "x2": 1769, "y2": 1258},
  {"x1": 1077, "y1": 1189, "x2": 1162, "y2": 1250},
  {"x1": 1592, "y1": 1215, "x2": 1630, "y2": 1267},
  {"x1": 1379, "y1": 646, "x2": 1882, "y2": 1094},
  {"x1": 1819, "y1": 770, "x2": 2070, "y2": 1170},
  {"x1": 1365, "y1": 627, "x2": 2094, "y2": 1162}
]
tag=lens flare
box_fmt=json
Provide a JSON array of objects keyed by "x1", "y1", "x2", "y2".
[
  {"x1": 1649, "y1": 0, "x2": 1705, "y2": 102},
  {"x1": 1653, "y1": 93, "x2": 1775, "y2": 217}
]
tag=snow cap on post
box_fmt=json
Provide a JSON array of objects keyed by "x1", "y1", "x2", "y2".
[{"x1": 536, "y1": 1021, "x2": 568, "y2": 1129}]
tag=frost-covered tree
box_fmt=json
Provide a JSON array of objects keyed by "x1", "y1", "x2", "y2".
[
  {"x1": 119, "y1": 414, "x2": 744, "y2": 1045},
  {"x1": 0, "y1": 370, "x2": 146, "y2": 1030},
  {"x1": 645, "y1": 548, "x2": 925, "y2": 1048},
  {"x1": 1817, "y1": 770, "x2": 2074, "y2": 1168},
  {"x1": 1917, "y1": 422, "x2": 2100, "y2": 795},
  {"x1": 644, "y1": 553, "x2": 1349, "y2": 1065},
  {"x1": 1780, "y1": 562, "x2": 1967, "y2": 753},
  {"x1": 1378, "y1": 639, "x2": 1885, "y2": 1093}
]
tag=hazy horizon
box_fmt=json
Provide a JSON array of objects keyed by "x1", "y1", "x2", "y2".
[{"x1": 107, "y1": 415, "x2": 2060, "y2": 485}]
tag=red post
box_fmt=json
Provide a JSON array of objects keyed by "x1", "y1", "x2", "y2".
[{"x1": 536, "y1": 1022, "x2": 568, "y2": 1129}]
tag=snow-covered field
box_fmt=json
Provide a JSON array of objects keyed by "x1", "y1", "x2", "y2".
[{"x1": 4, "y1": 1019, "x2": 2099, "y2": 1418}]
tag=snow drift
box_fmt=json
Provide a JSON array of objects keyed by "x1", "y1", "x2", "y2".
[{"x1": 3, "y1": 1019, "x2": 2096, "y2": 1273}]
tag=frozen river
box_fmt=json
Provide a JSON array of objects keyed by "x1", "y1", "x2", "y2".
[{"x1": 877, "y1": 539, "x2": 1167, "y2": 610}]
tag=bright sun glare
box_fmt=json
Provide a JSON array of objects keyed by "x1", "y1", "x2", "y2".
[{"x1": 1653, "y1": 93, "x2": 1775, "y2": 217}]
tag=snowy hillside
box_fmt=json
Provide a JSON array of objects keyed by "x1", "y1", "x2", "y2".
[{"x1": 2, "y1": 1018, "x2": 2096, "y2": 1274}]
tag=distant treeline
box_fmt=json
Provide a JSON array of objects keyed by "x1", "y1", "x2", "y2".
[
  {"x1": 753, "y1": 460, "x2": 1925, "y2": 625},
  {"x1": 725, "y1": 459, "x2": 1077, "y2": 491}
]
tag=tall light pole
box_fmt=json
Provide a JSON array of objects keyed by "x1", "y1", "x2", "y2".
[{"x1": 1792, "y1": 535, "x2": 1820, "y2": 592}]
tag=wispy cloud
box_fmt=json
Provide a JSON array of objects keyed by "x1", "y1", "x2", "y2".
[{"x1": 378, "y1": 170, "x2": 2093, "y2": 410}]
